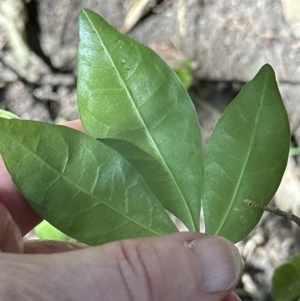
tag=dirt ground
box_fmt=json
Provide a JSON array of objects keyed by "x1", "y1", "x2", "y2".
[{"x1": 1, "y1": 1, "x2": 300, "y2": 300}]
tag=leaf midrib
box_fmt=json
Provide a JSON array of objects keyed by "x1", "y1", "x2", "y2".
[
  {"x1": 214, "y1": 80, "x2": 267, "y2": 235},
  {"x1": 84, "y1": 11, "x2": 197, "y2": 231}
]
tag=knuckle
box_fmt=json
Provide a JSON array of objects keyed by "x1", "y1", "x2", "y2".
[{"x1": 115, "y1": 239, "x2": 163, "y2": 301}]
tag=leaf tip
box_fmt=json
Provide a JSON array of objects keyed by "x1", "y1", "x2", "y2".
[
  {"x1": 80, "y1": 8, "x2": 92, "y2": 15},
  {"x1": 79, "y1": 8, "x2": 99, "y2": 23},
  {"x1": 259, "y1": 63, "x2": 276, "y2": 79}
]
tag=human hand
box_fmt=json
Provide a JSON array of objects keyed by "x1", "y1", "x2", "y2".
[{"x1": 0, "y1": 120, "x2": 242, "y2": 301}]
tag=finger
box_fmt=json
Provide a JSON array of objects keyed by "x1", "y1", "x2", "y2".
[
  {"x1": 63, "y1": 120, "x2": 84, "y2": 132},
  {"x1": 0, "y1": 203, "x2": 23, "y2": 253},
  {"x1": 0, "y1": 156, "x2": 41, "y2": 236},
  {"x1": 0, "y1": 120, "x2": 84, "y2": 236},
  {"x1": 0, "y1": 232, "x2": 242, "y2": 301},
  {"x1": 222, "y1": 292, "x2": 242, "y2": 301},
  {"x1": 24, "y1": 240, "x2": 88, "y2": 254}
]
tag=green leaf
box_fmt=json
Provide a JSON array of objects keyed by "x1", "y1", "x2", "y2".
[
  {"x1": 0, "y1": 119, "x2": 177, "y2": 245},
  {"x1": 202, "y1": 64, "x2": 290, "y2": 243},
  {"x1": 35, "y1": 220, "x2": 76, "y2": 242},
  {"x1": 100, "y1": 138, "x2": 183, "y2": 211},
  {"x1": 272, "y1": 254, "x2": 300, "y2": 301},
  {"x1": 77, "y1": 9, "x2": 202, "y2": 231},
  {"x1": 0, "y1": 109, "x2": 19, "y2": 119}
]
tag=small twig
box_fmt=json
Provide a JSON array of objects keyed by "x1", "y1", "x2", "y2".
[{"x1": 244, "y1": 199, "x2": 300, "y2": 228}]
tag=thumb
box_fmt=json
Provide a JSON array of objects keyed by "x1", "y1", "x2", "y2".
[{"x1": 0, "y1": 232, "x2": 242, "y2": 301}]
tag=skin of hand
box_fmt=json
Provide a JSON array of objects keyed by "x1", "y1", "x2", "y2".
[{"x1": 0, "y1": 120, "x2": 243, "y2": 301}]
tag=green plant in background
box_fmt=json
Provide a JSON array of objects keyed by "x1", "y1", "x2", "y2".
[
  {"x1": 290, "y1": 147, "x2": 300, "y2": 156},
  {"x1": 272, "y1": 254, "x2": 300, "y2": 301},
  {"x1": 175, "y1": 59, "x2": 194, "y2": 89},
  {"x1": 0, "y1": 9, "x2": 297, "y2": 299},
  {"x1": 0, "y1": 110, "x2": 19, "y2": 119},
  {"x1": 35, "y1": 220, "x2": 76, "y2": 242}
]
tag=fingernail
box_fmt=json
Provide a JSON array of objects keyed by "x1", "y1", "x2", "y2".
[{"x1": 187, "y1": 236, "x2": 242, "y2": 293}]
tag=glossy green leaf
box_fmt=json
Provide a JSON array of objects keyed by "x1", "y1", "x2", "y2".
[
  {"x1": 272, "y1": 254, "x2": 300, "y2": 301},
  {"x1": 35, "y1": 220, "x2": 76, "y2": 242},
  {"x1": 0, "y1": 109, "x2": 19, "y2": 119},
  {"x1": 202, "y1": 64, "x2": 290, "y2": 242},
  {"x1": 100, "y1": 138, "x2": 182, "y2": 213},
  {"x1": 77, "y1": 9, "x2": 202, "y2": 231},
  {"x1": 0, "y1": 119, "x2": 177, "y2": 245}
]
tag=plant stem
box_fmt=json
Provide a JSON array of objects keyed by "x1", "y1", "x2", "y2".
[{"x1": 244, "y1": 199, "x2": 300, "y2": 228}]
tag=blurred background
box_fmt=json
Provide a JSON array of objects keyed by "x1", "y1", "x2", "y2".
[{"x1": 1, "y1": 0, "x2": 300, "y2": 300}]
